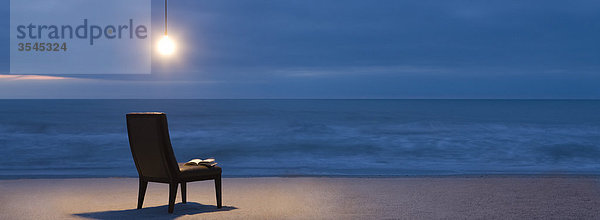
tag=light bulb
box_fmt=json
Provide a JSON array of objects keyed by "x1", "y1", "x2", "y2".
[{"x1": 157, "y1": 35, "x2": 176, "y2": 55}]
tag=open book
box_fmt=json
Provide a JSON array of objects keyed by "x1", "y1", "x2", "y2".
[{"x1": 184, "y1": 158, "x2": 217, "y2": 167}]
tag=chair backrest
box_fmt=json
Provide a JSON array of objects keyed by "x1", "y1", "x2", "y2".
[{"x1": 126, "y1": 112, "x2": 179, "y2": 180}]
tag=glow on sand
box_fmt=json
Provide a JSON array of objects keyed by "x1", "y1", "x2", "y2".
[{"x1": 157, "y1": 35, "x2": 176, "y2": 56}]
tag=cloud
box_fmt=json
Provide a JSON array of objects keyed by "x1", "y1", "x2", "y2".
[
  {"x1": 0, "y1": 75, "x2": 70, "y2": 81},
  {"x1": 274, "y1": 66, "x2": 449, "y2": 78}
]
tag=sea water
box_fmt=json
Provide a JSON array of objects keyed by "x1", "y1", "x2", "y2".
[{"x1": 0, "y1": 99, "x2": 598, "y2": 178}]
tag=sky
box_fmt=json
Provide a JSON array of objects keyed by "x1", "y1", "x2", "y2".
[{"x1": 0, "y1": 0, "x2": 599, "y2": 99}]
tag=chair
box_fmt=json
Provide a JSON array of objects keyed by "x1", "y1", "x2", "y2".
[{"x1": 126, "y1": 112, "x2": 222, "y2": 213}]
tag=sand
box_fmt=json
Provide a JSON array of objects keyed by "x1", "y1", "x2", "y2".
[{"x1": 1, "y1": 176, "x2": 600, "y2": 219}]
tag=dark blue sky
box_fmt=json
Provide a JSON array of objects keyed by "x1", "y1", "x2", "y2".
[{"x1": 1, "y1": 0, "x2": 599, "y2": 98}]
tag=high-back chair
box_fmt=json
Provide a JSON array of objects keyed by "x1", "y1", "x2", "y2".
[{"x1": 126, "y1": 112, "x2": 222, "y2": 213}]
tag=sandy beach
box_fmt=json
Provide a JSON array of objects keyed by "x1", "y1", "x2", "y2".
[{"x1": 0, "y1": 176, "x2": 599, "y2": 219}]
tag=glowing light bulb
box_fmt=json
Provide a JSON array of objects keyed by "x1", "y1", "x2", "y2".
[{"x1": 157, "y1": 35, "x2": 175, "y2": 55}]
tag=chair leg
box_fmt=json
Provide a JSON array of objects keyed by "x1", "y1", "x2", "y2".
[
  {"x1": 137, "y1": 178, "x2": 148, "y2": 209},
  {"x1": 215, "y1": 175, "x2": 222, "y2": 208},
  {"x1": 168, "y1": 182, "x2": 178, "y2": 213},
  {"x1": 181, "y1": 182, "x2": 187, "y2": 203}
]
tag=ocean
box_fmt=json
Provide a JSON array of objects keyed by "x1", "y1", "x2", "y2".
[{"x1": 0, "y1": 99, "x2": 599, "y2": 178}]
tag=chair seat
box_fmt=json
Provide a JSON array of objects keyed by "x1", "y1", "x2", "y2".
[{"x1": 178, "y1": 163, "x2": 222, "y2": 178}]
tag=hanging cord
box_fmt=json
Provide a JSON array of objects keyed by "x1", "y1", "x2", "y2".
[{"x1": 165, "y1": 0, "x2": 168, "y2": 35}]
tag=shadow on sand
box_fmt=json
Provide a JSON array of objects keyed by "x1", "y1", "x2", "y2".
[{"x1": 73, "y1": 202, "x2": 237, "y2": 220}]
